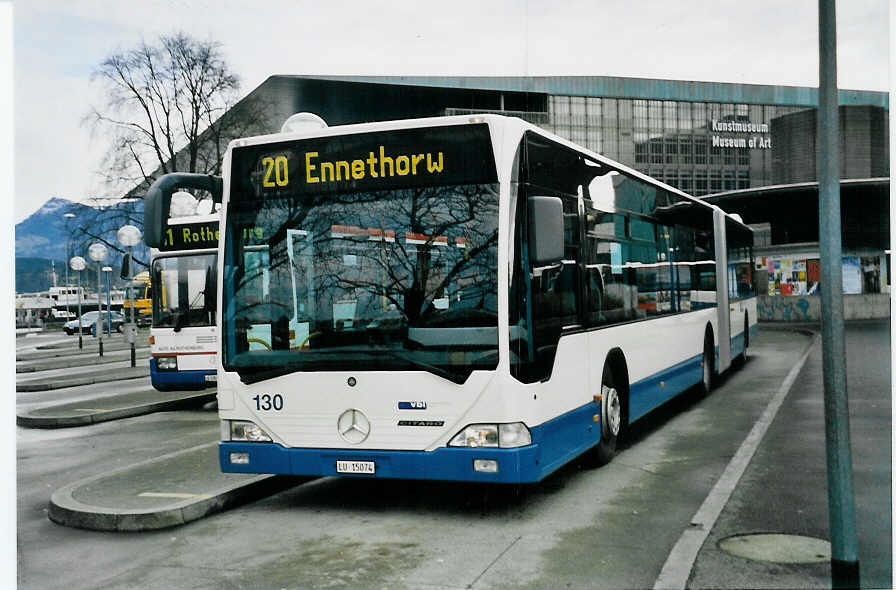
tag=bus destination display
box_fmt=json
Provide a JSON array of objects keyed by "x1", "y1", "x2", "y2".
[{"x1": 230, "y1": 124, "x2": 498, "y2": 200}]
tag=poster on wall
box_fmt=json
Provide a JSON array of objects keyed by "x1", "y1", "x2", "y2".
[
  {"x1": 842, "y1": 257, "x2": 862, "y2": 294},
  {"x1": 807, "y1": 259, "x2": 820, "y2": 294}
]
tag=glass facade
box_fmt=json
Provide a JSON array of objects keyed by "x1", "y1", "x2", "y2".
[{"x1": 544, "y1": 95, "x2": 811, "y2": 196}]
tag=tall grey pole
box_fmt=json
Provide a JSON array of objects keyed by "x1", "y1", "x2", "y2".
[
  {"x1": 96, "y1": 263, "x2": 103, "y2": 357},
  {"x1": 76, "y1": 271, "x2": 82, "y2": 349},
  {"x1": 128, "y1": 247, "x2": 135, "y2": 367},
  {"x1": 105, "y1": 270, "x2": 112, "y2": 336},
  {"x1": 818, "y1": 0, "x2": 859, "y2": 587}
]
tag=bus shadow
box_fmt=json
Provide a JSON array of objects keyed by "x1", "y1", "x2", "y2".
[{"x1": 266, "y1": 451, "x2": 601, "y2": 516}]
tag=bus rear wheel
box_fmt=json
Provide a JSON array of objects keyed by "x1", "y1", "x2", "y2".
[
  {"x1": 592, "y1": 364, "x2": 622, "y2": 466},
  {"x1": 700, "y1": 330, "x2": 714, "y2": 396},
  {"x1": 733, "y1": 314, "x2": 749, "y2": 368}
]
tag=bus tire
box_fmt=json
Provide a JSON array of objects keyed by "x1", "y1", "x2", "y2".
[
  {"x1": 700, "y1": 328, "x2": 715, "y2": 396},
  {"x1": 592, "y1": 363, "x2": 623, "y2": 466},
  {"x1": 733, "y1": 314, "x2": 749, "y2": 368}
]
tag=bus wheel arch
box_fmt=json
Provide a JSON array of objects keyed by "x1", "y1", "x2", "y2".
[{"x1": 592, "y1": 348, "x2": 629, "y2": 466}]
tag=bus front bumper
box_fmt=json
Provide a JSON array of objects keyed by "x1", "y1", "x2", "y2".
[
  {"x1": 150, "y1": 357, "x2": 216, "y2": 390},
  {"x1": 219, "y1": 442, "x2": 545, "y2": 484}
]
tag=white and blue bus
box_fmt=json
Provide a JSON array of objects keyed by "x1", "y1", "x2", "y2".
[
  {"x1": 146, "y1": 114, "x2": 756, "y2": 483},
  {"x1": 147, "y1": 181, "x2": 220, "y2": 391}
]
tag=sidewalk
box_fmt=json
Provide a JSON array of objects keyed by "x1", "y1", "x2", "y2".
[
  {"x1": 688, "y1": 319, "x2": 891, "y2": 589},
  {"x1": 17, "y1": 388, "x2": 216, "y2": 428},
  {"x1": 15, "y1": 364, "x2": 149, "y2": 391},
  {"x1": 16, "y1": 348, "x2": 152, "y2": 372},
  {"x1": 48, "y1": 443, "x2": 305, "y2": 531}
]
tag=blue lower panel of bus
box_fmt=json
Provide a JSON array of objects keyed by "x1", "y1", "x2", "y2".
[
  {"x1": 628, "y1": 353, "x2": 704, "y2": 423},
  {"x1": 219, "y1": 402, "x2": 603, "y2": 484},
  {"x1": 150, "y1": 357, "x2": 215, "y2": 390}
]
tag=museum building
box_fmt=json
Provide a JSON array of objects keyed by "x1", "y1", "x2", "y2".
[{"x1": 207, "y1": 75, "x2": 893, "y2": 319}]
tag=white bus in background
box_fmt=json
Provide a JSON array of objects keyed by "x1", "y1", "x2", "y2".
[
  {"x1": 148, "y1": 185, "x2": 220, "y2": 391},
  {"x1": 145, "y1": 113, "x2": 756, "y2": 483}
]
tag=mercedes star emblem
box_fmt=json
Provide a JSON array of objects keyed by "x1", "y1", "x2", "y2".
[{"x1": 337, "y1": 408, "x2": 371, "y2": 444}]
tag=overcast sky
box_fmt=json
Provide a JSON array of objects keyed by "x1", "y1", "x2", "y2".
[{"x1": 11, "y1": 0, "x2": 891, "y2": 222}]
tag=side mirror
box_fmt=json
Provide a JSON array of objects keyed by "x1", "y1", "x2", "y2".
[
  {"x1": 144, "y1": 173, "x2": 223, "y2": 248},
  {"x1": 528, "y1": 196, "x2": 565, "y2": 266},
  {"x1": 120, "y1": 253, "x2": 131, "y2": 280}
]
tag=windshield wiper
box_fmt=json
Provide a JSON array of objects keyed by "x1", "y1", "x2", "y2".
[
  {"x1": 234, "y1": 349, "x2": 469, "y2": 385},
  {"x1": 378, "y1": 350, "x2": 468, "y2": 384},
  {"x1": 237, "y1": 363, "x2": 305, "y2": 385}
]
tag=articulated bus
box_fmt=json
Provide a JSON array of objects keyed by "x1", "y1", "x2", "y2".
[
  {"x1": 145, "y1": 114, "x2": 756, "y2": 483},
  {"x1": 148, "y1": 185, "x2": 220, "y2": 391}
]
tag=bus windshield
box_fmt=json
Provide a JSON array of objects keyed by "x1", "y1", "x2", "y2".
[
  {"x1": 223, "y1": 125, "x2": 500, "y2": 384},
  {"x1": 152, "y1": 253, "x2": 217, "y2": 329}
]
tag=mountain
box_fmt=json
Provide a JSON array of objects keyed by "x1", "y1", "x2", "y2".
[
  {"x1": 15, "y1": 198, "x2": 96, "y2": 259},
  {"x1": 15, "y1": 197, "x2": 149, "y2": 293}
]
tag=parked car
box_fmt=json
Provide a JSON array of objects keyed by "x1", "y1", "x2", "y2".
[{"x1": 63, "y1": 311, "x2": 126, "y2": 335}]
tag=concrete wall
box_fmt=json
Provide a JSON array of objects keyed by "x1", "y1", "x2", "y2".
[{"x1": 758, "y1": 294, "x2": 890, "y2": 321}]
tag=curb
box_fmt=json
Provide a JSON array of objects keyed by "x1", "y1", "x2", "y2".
[
  {"x1": 16, "y1": 368, "x2": 149, "y2": 392},
  {"x1": 16, "y1": 391, "x2": 216, "y2": 428},
  {"x1": 16, "y1": 345, "x2": 151, "y2": 362},
  {"x1": 47, "y1": 443, "x2": 303, "y2": 532},
  {"x1": 16, "y1": 351, "x2": 152, "y2": 373}
]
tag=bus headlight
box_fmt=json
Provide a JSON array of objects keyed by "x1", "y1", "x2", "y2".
[
  {"x1": 229, "y1": 420, "x2": 272, "y2": 442},
  {"x1": 448, "y1": 422, "x2": 531, "y2": 448},
  {"x1": 157, "y1": 356, "x2": 177, "y2": 370}
]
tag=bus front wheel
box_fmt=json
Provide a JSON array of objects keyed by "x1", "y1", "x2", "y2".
[{"x1": 592, "y1": 364, "x2": 622, "y2": 466}]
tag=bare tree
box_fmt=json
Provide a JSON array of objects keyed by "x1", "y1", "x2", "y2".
[
  {"x1": 87, "y1": 31, "x2": 272, "y2": 199},
  {"x1": 79, "y1": 31, "x2": 274, "y2": 273}
]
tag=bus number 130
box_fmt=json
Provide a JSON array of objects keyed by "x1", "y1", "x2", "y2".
[{"x1": 253, "y1": 393, "x2": 284, "y2": 411}]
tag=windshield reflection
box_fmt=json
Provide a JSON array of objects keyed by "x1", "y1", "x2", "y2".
[{"x1": 224, "y1": 184, "x2": 500, "y2": 383}]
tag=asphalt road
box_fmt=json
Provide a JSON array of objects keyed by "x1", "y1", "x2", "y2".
[{"x1": 14, "y1": 323, "x2": 890, "y2": 589}]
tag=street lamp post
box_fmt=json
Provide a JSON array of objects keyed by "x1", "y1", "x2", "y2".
[
  {"x1": 63, "y1": 212, "x2": 76, "y2": 319},
  {"x1": 88, "y1": 243, "x2": 108, "y2": 356},
  {"x1": 69, "y1": 256, "x2": 86, "y2": 349},
  {"x1": 117, "y1": 225, "x2": 142, "y2": 368},
  {"x1": 102, "y1": 267, "x2": 112, "y2": 336}
]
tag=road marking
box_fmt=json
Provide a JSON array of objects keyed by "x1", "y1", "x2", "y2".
[
  {"x1": 653, "y1": 332, "x2": 819, "y2": 590},
  {"x1": 73, "y1": 409, "x2": 109, "y2": 413},
  {"x1": 138, "y1": 492, "x2": 212, "y2": 500}
]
